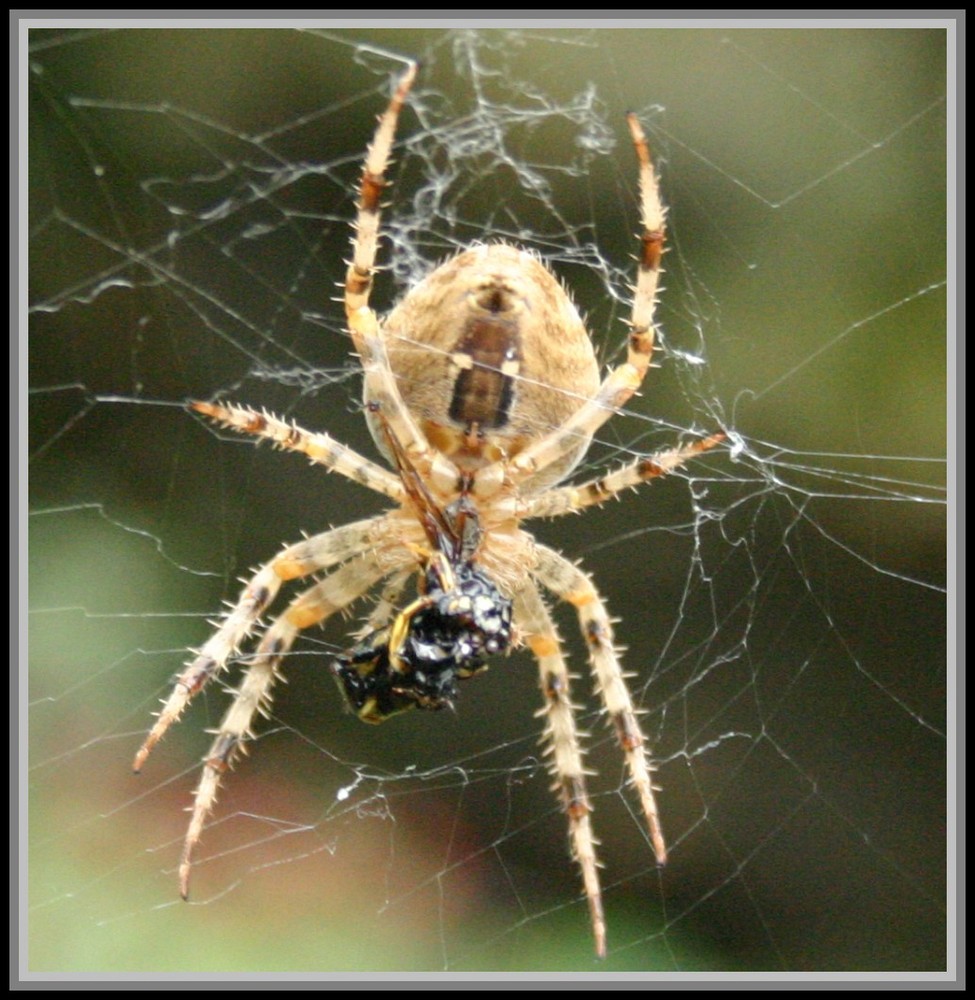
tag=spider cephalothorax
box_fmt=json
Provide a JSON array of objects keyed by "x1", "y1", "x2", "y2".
[{"x1": 134, "y1": 63, "x2": 722, "y2": 957}]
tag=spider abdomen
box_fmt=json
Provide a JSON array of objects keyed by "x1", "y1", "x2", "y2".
[{"x1": 372, "y1": 244, "x2": 601, "y2": 485}]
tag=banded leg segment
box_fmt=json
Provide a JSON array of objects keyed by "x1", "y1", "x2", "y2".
[
  {"x1": 344, "y1": 62, "x2": 418, "y2": 319},
  {"x1": 523, "y1": 432, "x2": 725, "y2": 519},
  {"x1": 178, "y1": 614, "x2": 297, "y2": 899},
  {"x1": 133, "y1": 518, "x2": 383, "y2": 772},
  {"x1": 190, "y1": 401, "x2": 405, "y2": 501},
  {"x1": 535, "y1": 544, "x2": 667, "y2": 867},
  {"x1": 625, "y1": 112, "x2": 666, "y2": 384},
  {"x1": 179, "y1": 550, "x2": 391, "y2": 898},
  {"x1": 515, "y1": 581, "x2": 607, "y2": 958},
  {"x1": 499, "y1": 114, "x2": 667, "y2": 491},
  {"x1": 343, "y1": 64, "x2": 438, "y2": 471}
]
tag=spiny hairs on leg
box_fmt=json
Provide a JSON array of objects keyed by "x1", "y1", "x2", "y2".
[
  {"x1": 535, "y1": 545, "x2": 668, "y2": 868},
  {"x1": 132, "y1": 560, "x2": 284, "y2": 773},
  {"x1": 515, "y1": 581, "x2": 608, "y2": 959},
  {"x1": 132, "y1": 518, "x2": 388, "y2": 774},
  {"x1": 189, "y1": 400, "x2": 404, "y2": 501},
  {"x1": 523, "y1": 432, "x2": 726, "y2": 520},
  {"x1": 503, "y1": 112, "x2": 666, "y2": 492},
  {"x1": 175, "y1": 551, "x2": 390, "y2": 898}
]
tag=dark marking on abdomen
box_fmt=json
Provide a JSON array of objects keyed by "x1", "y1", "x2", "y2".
[{"x1": 448, "y1": 316, "x2": 521, "y2": 430}]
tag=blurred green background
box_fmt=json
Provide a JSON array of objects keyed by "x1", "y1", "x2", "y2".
[{"x1": 28, "y1": 26, "x2": 947, "y2": 974}]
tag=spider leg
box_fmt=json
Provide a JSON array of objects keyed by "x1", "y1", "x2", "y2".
[
  {"x1": 343, "y1": 62, "x2": 417, "y2": 321},
  {"x1": 133, "y1": 518, "x2": 383, "y2": 772},
  {"x1": 178, "y1": 549, "x2": 391, "y2": 898},
  {"x1": 523, "y1": 432, "x2": 725, "y2": 519},
  {"x1": 342, "y1": 64, "x2": 443, "y2": 475},
  {"x1": 357, "y1": 567, "x2": 412, "y2": 638},
  {"x1": 189, "y1": 401, "x2": 405, "y2": 502},
  {"x1": 535, "y1": 544, "x2": 668, "y2": 867},
  {"x1": 514, "y1": 580, "x2": 607, "y2": 959},
  {"x1": 501, "y1": 114, "x2": 666, "y2": 490},
  {"x1": 625, "y1": 113, "x2": 666, "y2": 386}
]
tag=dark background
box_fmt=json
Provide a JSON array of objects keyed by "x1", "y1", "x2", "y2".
[{"x1": 28, "y1": 26, "x2": 948, "y2": 973}]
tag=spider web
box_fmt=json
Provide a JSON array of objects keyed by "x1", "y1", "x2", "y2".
[{"x1": 26, "y1": 24, "x2": 950, "y2": 976}]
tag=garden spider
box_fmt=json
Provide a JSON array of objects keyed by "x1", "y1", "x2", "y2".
[{"x1": 134, "y1": 63, "x2": 723, "y2": 958}]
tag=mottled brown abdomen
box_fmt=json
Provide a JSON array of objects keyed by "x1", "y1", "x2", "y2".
[{"x1": 367, "y1": 244, "x2": 601, "y2": 486}]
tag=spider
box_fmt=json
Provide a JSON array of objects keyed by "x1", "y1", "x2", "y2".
[{"x1": 134, "y1": 64, "x2": 723, "y2": 958}]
